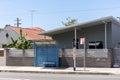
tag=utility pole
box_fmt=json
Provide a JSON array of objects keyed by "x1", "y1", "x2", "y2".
[{"x1": 14, "y1": 18, "x2": 21, "y2": 27}]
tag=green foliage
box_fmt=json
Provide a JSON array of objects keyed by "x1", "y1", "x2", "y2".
[
  {"x1": 7, "y1": 29, "x2": 32, "y2": 49},
  {"x1": 7, "y1": 37, "x2": 18, "y2": 48},
  {"x1": 5, "y1": 24, "x2": 11, "y2": 28},
  {"x1": 62, "y1": 17, "x2": 78, "y2": 26}
]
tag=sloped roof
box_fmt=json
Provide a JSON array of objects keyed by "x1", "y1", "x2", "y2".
[
  {"x1": 10, "y1": 26, "x2": 51, "y2": 41},
  {"x1": 39, "y1": 16, "x2": 120, "y2": 36}
]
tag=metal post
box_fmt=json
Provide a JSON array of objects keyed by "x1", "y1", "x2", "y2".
[
  {"x1": 102, "y1": 21, "x2": 107, "y2": 49},
  {"x1": 83, "y1": 38, "x2": 86, "y2": 71},
  {"x1": 73, "y1": 27, "x2": 77, "y2": 71},
  {"x1": 104, "y1": 22, "x2": 107, "y2": 49}
]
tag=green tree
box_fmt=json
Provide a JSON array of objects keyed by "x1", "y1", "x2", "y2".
[
  {"x1": 7, "y1": 29, "x2": 32, "y2": 49},
  {"x1": 5, "y1": 24, "x2": 11, "y2": 28},
  {"x1": 62, "y1": 17, "x2": 78, "y2": 26}
]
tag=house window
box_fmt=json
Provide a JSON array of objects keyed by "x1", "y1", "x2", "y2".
[
  {"x1": 89, "y1": 41, "x2": 103, "y2": 49},
  {"x1": 72, "y1": 38, "x2": 79, "y2": 49},
  {"x1": 96, "y1": 41, "x2": 103, "y2": 49},
  {"x1": 89, "y1": 41, "x2": 96, "y2": 49},
  {"x1": 6, "y1": 33, "x2": 9, "y2": 38}
]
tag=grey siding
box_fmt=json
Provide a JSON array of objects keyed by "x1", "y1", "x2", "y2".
[
  {"x1": 78, "y1": 24, "x2": 105, "y2": 48},
  {"x1": 0, "y1": 31, "x2": 8, "y2": 47},
  {"x1": 111, "y1": 23, "x2": 120, "y2": 48},
  {"x1": 53, "y1": 23, "x2": 112, "y2": 49},
  {"x1": 106, "y1": 23, "x2": 112, "y2": 48},
  {"x1": 112, "y1": 23, "x2": 120, "y2": 67},
  {"x1": 0, "y1": 27, "x2": 19, "y2": 48},
  {"x1": 53, "y1": 31, "x2": 74, "y2": 48}
]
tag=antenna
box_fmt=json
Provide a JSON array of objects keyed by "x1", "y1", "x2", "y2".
[{"x1": 30, "y1": 10, "x2": 36, "y2": 27}]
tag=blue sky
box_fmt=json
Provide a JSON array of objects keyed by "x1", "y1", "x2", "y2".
[{"x1": 0, "y1": 0, "x2": 120, "y2": 30}]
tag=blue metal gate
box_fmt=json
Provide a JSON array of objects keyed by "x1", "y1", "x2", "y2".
[{"x1": 34, "y1": 41, "x2": 59, "y2": 67}]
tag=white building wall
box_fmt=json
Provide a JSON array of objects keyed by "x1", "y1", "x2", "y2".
[
  {"x1": 0, "y1": 27, "x2": 19, "y2": 48},
  {"x1": 0, "y1": 48, "x2": 6, "y2": 66}
]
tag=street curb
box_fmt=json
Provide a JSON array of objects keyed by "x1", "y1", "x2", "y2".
[{"x1": 0, "y1": 70, "x2": 113, "y2": 75}]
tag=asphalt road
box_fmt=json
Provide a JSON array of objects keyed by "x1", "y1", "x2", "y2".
[{"x1": 0, "y1": 72, "x2": 120, "y2": 80}]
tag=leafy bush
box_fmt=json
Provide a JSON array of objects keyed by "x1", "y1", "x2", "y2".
[{"x1": 7, "y1": 29, "x2": 32, "y2": 49}]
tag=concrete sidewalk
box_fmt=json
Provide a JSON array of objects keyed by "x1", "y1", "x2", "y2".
[{"x1": 0, "y1": 66, "x2": 120, "y2": 75}]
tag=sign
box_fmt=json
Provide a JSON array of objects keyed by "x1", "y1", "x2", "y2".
[
  {"x1": 35, "y1": 41, "x2": 56, "y2": 45},
  {"x1": 0, "y1": 50, "x2": 4, "y2": 56},
  {"x1": 72, "y1": 47, "x2": 76, "y2": 60},
  {"x1": 80, "y1": 38, "x2": 85, "y2": 45}
]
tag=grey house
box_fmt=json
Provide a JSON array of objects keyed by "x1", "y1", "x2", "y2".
[
  {"x1": 0, "y1": 26, "x2": 50, "y2": 48},
  {"x1": 40, "y1": 16, "x2": 120, "y2": 68}
]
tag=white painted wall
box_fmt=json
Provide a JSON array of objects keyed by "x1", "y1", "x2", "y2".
[{"x1": 0, "y1": 48, "x2": 6, "y2": 66}]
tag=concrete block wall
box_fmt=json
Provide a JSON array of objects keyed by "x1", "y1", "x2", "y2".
[
  {"x1": 59, "y1": 49, "x2": 113, "y2": 68},
  {"x1": 6, "y1": 57, "x2": 34, "y2": 66},
  {"x1": 0, "y1": 49, "x2": 6, "y2": 66},
  {"x1": 5, "y1": 48, "x2": 113, "y2": 67},
  {"x1": 6, "y1": 49, "x2": 34, "y2": 66}
]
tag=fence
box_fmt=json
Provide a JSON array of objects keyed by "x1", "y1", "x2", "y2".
[
  {"x1": 59, "y1": 49, "x2": 108, "y2": 58},
  {"x1": 7, "y1": 49, "x2": 34, "y2": 57},
  {"x1": 113, "y1": 48, "x2": 120, "y2": 67},
  {"x1": 0, "y1": 48, "x2": 6, "y2": 66},
  {"x1": 6, "y1": 49, "x2": 34, "y2": 66},
  {"x1": 1, "y1": 48, "x2": 113, "y2": 67},
  {"x1": 59, "y1": 48, "x2": 112, "y2": 68}
]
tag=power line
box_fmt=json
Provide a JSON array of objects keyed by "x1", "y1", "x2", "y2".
[
  {"x1": 35, "y1": 6, "x2": 120, "y2": 15},
  {"x1": 0, "y1": 6, "x2": 120, "y2": 16}
]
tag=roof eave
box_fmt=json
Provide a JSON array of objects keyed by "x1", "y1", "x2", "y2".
[{"x1": 39, "y1": 16, "x2": 120, "y2": 36}]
